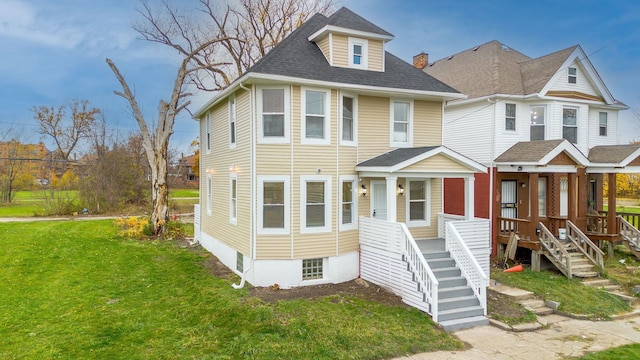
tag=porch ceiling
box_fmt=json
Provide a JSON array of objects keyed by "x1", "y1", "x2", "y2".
[{"x1": 355, "y1": 145, "x2": 486, "y2": 178}]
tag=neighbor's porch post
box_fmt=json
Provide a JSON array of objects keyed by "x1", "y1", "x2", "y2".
[
  {"x1": 464, "y1": 176, "x2": 475, "y2": 220},
  {"x1": 386, "y1": 176, "x2": 397, "y2": 222},
  {"x1": 607, "y1": 172, "x2": 617, "y2": 235},
  {"x1": 529, "y1": 172, "x2": 540, "y2": 241}
]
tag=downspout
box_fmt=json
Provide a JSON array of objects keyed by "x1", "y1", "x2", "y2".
[
  {"x1": 488, "y1": 97, "x2": 497, "y2": 255},
  {"x1": 233, "y1": 82, "x2": 254, "y2": 289}
]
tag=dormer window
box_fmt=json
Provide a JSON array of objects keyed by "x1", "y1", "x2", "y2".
[
  {"x1": 348, "y1": 37, "x2": 368, "y2": 69},
  {"x1": 568, "y1": 67, "x2": 577, "y2": 84}
]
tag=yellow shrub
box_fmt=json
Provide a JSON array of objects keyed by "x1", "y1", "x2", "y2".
[{"x1": 114, "y1": 216, "x2": 150, "y2": 238}]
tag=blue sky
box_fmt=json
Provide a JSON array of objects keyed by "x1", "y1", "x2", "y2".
[{"x1": 1, "y1": 0, "x2": 640, "y2": 154}]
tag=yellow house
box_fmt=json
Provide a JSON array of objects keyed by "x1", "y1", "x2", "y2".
[{"x1": 194, "y1": 7, "x2": 489, "y2": 331}]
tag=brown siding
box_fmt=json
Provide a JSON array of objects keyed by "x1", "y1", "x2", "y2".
[{"x1": 548, "y1": 152, "x2": 578, "y2": 165}]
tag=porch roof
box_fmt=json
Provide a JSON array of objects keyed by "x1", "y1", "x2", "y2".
[
  {"x1": 587, "y1": 144, "x2": 640, "y2": 173},
  {"x1": 354, "y1": 145, "x2": 486, "y2": 177},
  {"x1": 494, "y1": 139, "x2": 589, "y2": 172}
]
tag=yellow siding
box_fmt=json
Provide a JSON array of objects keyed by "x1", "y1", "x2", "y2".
[
  {"x1": 369, "y1": 40, "x2": 384, "y2": 71},
  {"x1": 357, "y1": 95, "x2": 391, "y2": 162},
  {"x1": 200, "y1": 89, "x2": 252, "y2": 256},
  {"x1": 332, "y1": 34, "x2": 348, "y2": 67},
  {"x1": 400, "y1": 154, "x2": 470, "y2": 172},
  {"x1": 413, "y1": 100, "x2": 442, "y2": 146},
  {"x1": 256, "y1": 236, "x2": 292, "y2": 260},
  {"x1": 317, "y1": 36, "x2": 331, "y2": 64},
  {"x1": 406, "y1": 178, "x2": 441, "y2": 239}
]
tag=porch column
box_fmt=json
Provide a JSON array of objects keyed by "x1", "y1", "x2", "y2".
[
  {"x1": 576, "y1": 167, "x2": 588, "y2": 229},
  {"x1": 608, "y1": 173, "x2": 617, "y2": 235},
  {"x1": 530, "y1": 173, "x2": 539, "y2": 240},
  {"x1": 386, "y1": 176, "x2": 398, "y2": 222},
  {"x1": 464, "y1": 176, "x2": 475, "y2": 220},
  {"x1": 568, "y1": 172, "x2": 577, "y2": 223}
]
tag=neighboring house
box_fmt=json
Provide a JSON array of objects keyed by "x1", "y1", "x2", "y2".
[
  {"x1": 194, "y1": 7, "x2": 491, "y2": 330},
  {"x1": 421, "y1": 41, "x2": 634, "y2": 276},
  {"x1": 176, "y1": 154, "x2": 198, "y2": 185},
  {"x1": 0, "y1": 141, "x2": 49, "y2": 183}
]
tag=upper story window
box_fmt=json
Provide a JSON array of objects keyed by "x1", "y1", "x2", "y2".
[
  {"x1": 390, "y1": 100, "x2": 412, "y2": 147},
  {"x1": 205, "y1": 113, "x2": 211, "y2": 153},
  {"x1": 530, "y1": 105, "x2": 545, "y2": 141},
  {"x1": 301, "y1": 88, "x2": 330, "y2": 145},
  {"x1": 229, "y1": 95, "x2": 236, "y2": 148},
  {"x1": 348, "y1": 37, "x2": 368, "y2": 69},
  {"x1": 258, "y1": 86, "x2": 290, "y2": 144},
  {"x1": 301, "y1": 175, "x2": 332, "y2": 234},
  {"x1": 562, "y1": 107, "x2": 578, "y2": 144},
  {"x1": 258, "y1": 176, "x2": 290, "y2": 235},
  {"x1": 599, "y1": 112, "x2": 608, "y2": 137},
  {"x1": 505, "y1": 103, "x2": 516, "y2": 131},
  {"x1": 568, "y1": 67, "x2": 577, "y2": 84},
  {"x1": 341, "y1": 95, "x2": 357, "y2": 146}
]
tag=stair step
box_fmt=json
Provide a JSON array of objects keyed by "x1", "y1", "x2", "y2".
[
  {"x1": 519, "y1": 299, "x2": 554, "y2": 315},
  {"x1": 432, "y1": 266, "x2": 461, "y2": 279},
  {"x1": 438, "y1": 276, "x2": 468, "y2": 288},
  {"x1": 438, "y1": 305, "x2": 485, "y2": 322},
  {"x1": 428, "y1": 258, "x2": 456, "y2": 269},
  {"x1": 574, "y1": 271, "x2": 599, "y2": 278},
  {"x1": 439, "y1": 285, "x2": 474, "y2": 299},
  {"x1": 439, "y1": 315, "x2": 489, "y2": 332},
  {"x1": 439, "y1": 295, "x2": 479, "y2": 311}
]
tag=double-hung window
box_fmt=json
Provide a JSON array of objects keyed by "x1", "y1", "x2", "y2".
[
  {"x1": 530, "y1": 105, "x2": 545, "y2": 141},
  {"x1": 562, "y1": 107, "x2": 578, "y2": 144},
  {"x1": 301, "y1": 175, "x2": 332, "y2": 234},
  {"x1": 568, "y1": 67, "x2": 577, "y2": 84},
  {"x1": 259, "y1": 87, "x2": 289, "y2": 143},
  {"x1": 258, "y1": 176, "x2": 289, "y2": 234},
  {"x1": 301, "y1": 88, "x2": 330, "y2": 144},
  {"x1": 407, "y1": 180, "x2": 429, "y2": 226},
  {"x1": 538, "y1": 177, "x2": 547, "y2": 217},
  {"x1": 341, "y1": 95, "x2": 357, "y2": 145},
  {"x1": 339, "y1": 176, "x2": 358, "y2": 231},
  {"x1": 599, "y1": 112, "x2": 608, "y2": 136},
  {"x1": 229, "y1": 95, "x2": 236, "y2": 148},
  {"x1": 505, "y1": 103, "x2": 516, "y2": 131},
  {"x1": 391, "y1": 100, "x2": 412, "y2": 147},
  {"x1": 230, "y1": 174, "x2": 237, "y2": 224},
  {"x1": 348, "y1": 37, "x2": 368, "y2": 69}
]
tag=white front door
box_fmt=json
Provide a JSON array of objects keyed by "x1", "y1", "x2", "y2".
[{"x1": 371, "y1": 181, "x2": 387, "y2": 220}]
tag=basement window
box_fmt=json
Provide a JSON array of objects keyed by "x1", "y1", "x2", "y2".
[
  {"x1": 302, "y1": 258, "x2": 323, "y2": 280},
  {"x1": 236, "y1": 252, "x2": 243, "y2": 273}
]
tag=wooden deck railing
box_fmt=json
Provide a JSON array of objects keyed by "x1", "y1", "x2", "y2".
[
  {"x1": 497, "y1": 217, "x2": 531, "y2": 239},
  {"x1": 566, "y1": 220, "x2": 604, "y2": 270},
  {"x1": 586, "y1": 214, "x2": 608, "y2": 234},
  {"x1": 546, "y1": 216, "x2": 567, "y2": 236},
  {"x1": 619, "y1": 216, "x2": 640, "y2": 250},
  {"x1": 603, "y1": 211, "x2": 640, "y2": 228},
  {"x1": 538, "y1": 222, "x2": 573, "y2": 278}
]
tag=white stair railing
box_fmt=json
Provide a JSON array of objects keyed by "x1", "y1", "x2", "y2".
[{"x1": 445, "y1": 222, "x2": 488, "y2": 313}]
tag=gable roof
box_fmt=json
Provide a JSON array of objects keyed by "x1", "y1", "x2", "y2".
[
  {"x1": 355, "y1": 146, "x2": 486, "y2": 174},
  {"x1": 494, "y1": 139, "x2": 589, "y2": 166},
  {"x1": 588, "y1": 144, "x2": 640, "y2": 165},
  {"x1": 423, "y1": 40, "x2": 625, "y2": 107},
  {"x1": 324, "y1": 7, "x2": 393, "y2": 37},
  {"x1": 194, "y1": 8, "x2": 462, "y2": 118}
]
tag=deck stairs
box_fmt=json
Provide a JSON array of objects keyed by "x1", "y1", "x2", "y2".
[
  {"x1": 538, "y1": 222, "x2": 603, "y2": 279},
  {"x1": 416, "y1": 239, "x2": 488, "y2": 332},
  {"x1": 619, "y1": 217, "x2": 640, "y2": 260}
]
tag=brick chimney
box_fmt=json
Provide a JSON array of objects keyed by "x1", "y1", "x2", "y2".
[{"x1": 413, "y1": 52, "x2": 429, "y2": 69}]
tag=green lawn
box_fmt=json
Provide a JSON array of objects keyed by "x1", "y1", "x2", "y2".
[
  {"x1": 576, "y1": 343, "x2": 640, "y2": 359},
  {"x1": 491, "y1": 269, "x2": 630, "y2": 319},
  {"x1": 169, "y1": 188, "x2": 199, "y2": 198},
  {"x1": 0, "y1": 220, "x2": 460, "y2": 359}
]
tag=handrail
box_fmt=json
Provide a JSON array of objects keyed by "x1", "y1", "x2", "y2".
[
  {"x1": 399, "y1": 222, "x2": 439, "y2": 322},
  {"x1": 437, "y1": 213, "x2": 465, "y2": 238},
  {"x1": 538, "y1": 222, "x2": 573, "y2": 278},
  {"x1": 497, "y1": 217, "x2": 531, "y2": 239},
  {"x1": 619, "y1": 216, "x2": 640, "y2": 249},
  {"x1": 445, "y1": 222, "x2": 488, "y2": 313},
  {"x1": 566, "y1": 220, "x2": 604, "y2": 270}
]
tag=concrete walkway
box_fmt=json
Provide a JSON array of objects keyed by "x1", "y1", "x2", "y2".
[{"x1": 393, "y1": 284, "x2": 640, "y2": 360}]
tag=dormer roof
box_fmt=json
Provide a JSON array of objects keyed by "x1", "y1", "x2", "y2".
[{"x1": 308, "y1": 7, "x2": 394, "y2": 42}]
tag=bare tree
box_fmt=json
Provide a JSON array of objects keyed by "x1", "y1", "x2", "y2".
[{"x1": 107, "y1": 0, "x2": 335, "y2": 235}]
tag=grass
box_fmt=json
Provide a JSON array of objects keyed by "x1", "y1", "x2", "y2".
[
  {"x1": 0, "y1": 220, "x2": 461, "y2": 359},
  {"x1": 491, "y1": 268, "x2": 631, "y2": 319},
  {"x1": 169, "y1": 188, "x2": 199, "y2": 198},
  {"x1": 576, "y1": 343, "x2": 640, "y2": 359},
  {"x1": 603, "y1": 245, "x2": 640, "y2": 294}
]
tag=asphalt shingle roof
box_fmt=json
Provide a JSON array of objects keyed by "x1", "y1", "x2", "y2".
[
  {"x1": 247, "y1": 8, "x2": 459, "y2": 94},
  {"x1": 494, "y1": 139, "x2": 566, "y2": 163},
  {"x1": 588, "y1": 144, "x2": 640, "y2": 164},
  {"x1": 325, "y1": 7, "x2": 393, "y2": 37},
  {"x1": 356, "y1": 146, "x2": 440, "y2": 167}
]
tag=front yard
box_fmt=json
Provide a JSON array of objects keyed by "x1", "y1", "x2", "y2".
[{"x1": 0, "y1": 220, "x2": 461, "y2": 359}]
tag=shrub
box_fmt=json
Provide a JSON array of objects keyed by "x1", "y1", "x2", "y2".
[{"x1": 114, "y1": 216, "x2": 150, "y2": 239}]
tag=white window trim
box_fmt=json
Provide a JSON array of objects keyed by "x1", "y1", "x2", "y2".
[
  {"x1": 340, "y1": 93, "x2": 358, "y2": 146},
  {"x1": 562, "y1": 106, "x2": 578, "y2": 144},
  {"x1": 568, "y1": 67, "x2": 577, "y2": 84},
  {"x1": 257, "y1": 86, "x2": 290, "y2": 144},
  {"x1": 300, "y1": 175, "x2": 332, "y2": 234},
  {"x1": 229, "y1": 94, "x2": 236, "y2": 149},
  {"x1": 339, "y1": 175, "x2": 358, "y2": 231},
  {"x1": 599, "y1": 111, "x2": 608, "y2": 137},
  {"x1": 390, "y1": 99, "x2": 413, "y2": 148},
  {"x1": 529, "y1": 105, "x2": 546, "y2": 141},
  {"x1": 205, "y1": 112, "x2": 211, "y2": 154},
  {"x1": 301, "y1": 87, "x2": 331, "y2": 145},
  {"x1": 505, "y1": 103, "x2": 516, "y2": 131},
  {"x1": 348, "y1": 37, "x2": 368, "y2": 69},
  {"x1": 257, "y1": 175, "x2": 290, "y2": 235},
  {"x1": 229, "y1": 173, "x2": 237, "y2": 225},
  {"x1": 406, "y1": 179, "x2": 430, "y2": 227},
  {"x1": 206, "y1": 174, "x2": 213, "y2": 216}
]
